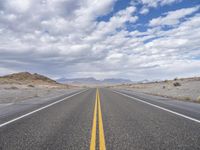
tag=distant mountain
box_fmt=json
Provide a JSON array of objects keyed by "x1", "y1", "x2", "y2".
[
  {"x1": 57, "y1": 77, "x2": 132, "y2": 84},
  {"x1": 57, "y1": 77, "x2": 100, "y2": 84},
  {"x1": 102, "y1": 78, "x2": 132, "y2": 84}
]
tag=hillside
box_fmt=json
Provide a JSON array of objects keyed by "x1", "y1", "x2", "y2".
[
  {"x1": 0, "y1": 72, "x2": 58, "y2": 85},
  {"x1": 0, "y1": 72, "x2": 79, "y2": 104}
]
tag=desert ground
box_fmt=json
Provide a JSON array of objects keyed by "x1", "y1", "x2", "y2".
[
  {"x1": 0, "y1": 72, "x2": 78, "y2": 104},
  {"x1": 1, "y1": 72, "x2": 200, "y2": 103},
  {"x1": 112, "y1": 77, "x2": 200, "y2": 103}
]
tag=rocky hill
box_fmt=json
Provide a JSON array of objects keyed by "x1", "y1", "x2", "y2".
[{"x1": 0, "y1": 72, "x2": 58, "y2": 85}]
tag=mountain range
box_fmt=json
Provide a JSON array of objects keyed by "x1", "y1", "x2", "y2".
[{"x1": 56, "y1": 77, "x2": 132, "y2": 84}]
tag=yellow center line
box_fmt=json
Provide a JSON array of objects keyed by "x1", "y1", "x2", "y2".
[
  {"x1": 97, "y1": 89, "x2": 106, "y2": 150},
  {"x1": 90, "y1": 91, "x2": 98, "y2": 150},
  {"x1": 90, "y1": 88, "x2": 106, "y2": 150}
]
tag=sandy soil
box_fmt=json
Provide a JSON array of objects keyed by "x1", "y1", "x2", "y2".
[
  {"x1": 0, "y1": 72, "x2": 80, "y2": 104},
  {"x1": 112, "y1": 77, "x2": 200, "y2": 102},
  {"x1": 0, "y1": 83, "x2": 78, "y2": 104}
]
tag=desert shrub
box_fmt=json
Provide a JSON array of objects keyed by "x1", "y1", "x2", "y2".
[
  {"x1": 34, "y1": 94, "x2": 39, "y2": 97},
  {"x1": 173, "y1": 82, "x2": 181, "y2": 86},
  {"x1": 8, "y1": 86, "x2": 18, "y2": 90},
  {"x1": 174, "y1": 77, "x2": 178, "y2": 81},
  {"x1": 28, "y1": 84, "x2": 34, "y2": 87},
  {"x1": 197, "y1": 96, "x2": 200, "y2": 102},
  {"x1": 184, "y1": 96, "x2": 191, "y2": 101}
]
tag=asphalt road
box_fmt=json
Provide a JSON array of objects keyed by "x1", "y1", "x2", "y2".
[{"x1": 0, "y1": 88, "x2": 200, "y2": 150}]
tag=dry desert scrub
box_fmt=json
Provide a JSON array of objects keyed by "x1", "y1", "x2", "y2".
[
  {"x1": 173, "y1": 82, "x2": 181, "y2": 86},
  {"x1": 183, "y1": 96, "x2": 191, "y2": 101},
  {"x1": 197, "y1": 96, "x2": 200, "y2": 102},
  {"x1": 28, "y1": 84, "x2": 35, "y2": 87}
]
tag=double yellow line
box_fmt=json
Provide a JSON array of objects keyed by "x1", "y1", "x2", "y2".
[{"x1": 90, "y1": 89, "x2": 106, "y2": 150}]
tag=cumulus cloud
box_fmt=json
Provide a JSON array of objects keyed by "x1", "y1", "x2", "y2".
[
  {"x1": 140, "y1": 7, "x2": 149, "y2": 14},
  {"x1": 5, "y1": 0, "x2": 33, "y2": 13},
  {"x1": 149, "y1": 6, "x2": 200, "y2": 27},
  {"x1": 0, "y1": 0, "x2": 200, "y2": 80},
  {"x1": 132, "y1": 0, "x2": 182, "y2": 8}
]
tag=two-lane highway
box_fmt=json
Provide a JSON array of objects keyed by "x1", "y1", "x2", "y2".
[
  {"x1": 100, "y1": 88, "x2": 200, "y2": 149},
  {"x1": 0, "y1": 89, "x2": 95, "y2": 150},
  {"x1": 0, "y1": 88, "x2": 200, "y2": 150}
]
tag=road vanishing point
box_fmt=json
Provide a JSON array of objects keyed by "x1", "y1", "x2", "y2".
[{"x1": 0, "y1": 88, "x2": 200, "y2": 150}]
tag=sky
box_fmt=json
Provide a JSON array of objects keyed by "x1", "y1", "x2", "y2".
[{"x1": 0, "y1": 0, "x2": 200, "y2": 81}]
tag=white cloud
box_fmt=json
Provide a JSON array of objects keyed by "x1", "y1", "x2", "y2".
[
  {"x1": 0, "y1": 0, "x2": 200, "y2": 80},
  {"x1": 149, "y1": 6, "x2": 199, "y2": 27},
  {"x1": 133, "y1": 0, "x2": 182, "y2": 8},
  {"x1": 140, "y1": 7, "x2": 149, "y2": 14},
  {"x1": 91, "y1": 6, "x2": 137, "y2": 38},
  {"x1": 6, "y1": 0, "x2": 33, "y2": 13}
]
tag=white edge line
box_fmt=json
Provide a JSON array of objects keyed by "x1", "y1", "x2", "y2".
[
  {"x1": 112, "y1": 90, "x2": 200, "y2": 124},
  {"x1": 0, "y1": 89, "x2": 88, "y2": 128}
]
